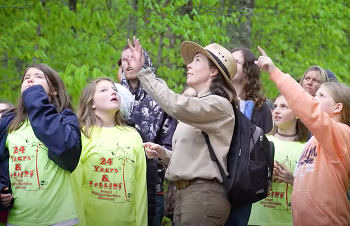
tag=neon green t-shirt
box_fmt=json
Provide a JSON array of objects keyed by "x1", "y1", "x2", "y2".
[
  {"x1": 248, "y1": 135, "x2": 305, "y2": 226},
  {"x1": 5, "y1": 122, "x2": 77, "y2": 226},
  {"x1": 71, "y1": 126, "x2": 147, "y2": 226}
]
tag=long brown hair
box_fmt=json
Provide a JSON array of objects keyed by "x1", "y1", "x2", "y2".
[
  {"x1": 231, "y1": 48, "x2": 266, "y2": 109},
  {"x1": 78, "y1": 77, "x2": 126, "y2": 138},
  {"x1": 208, "y1": 60, "x2": 239, "y2": 107},
  {"x1": 269, "y1": 94, "x2": 308, "y2": 143},
  {"x1": 8, "y1": 64, "x2": 73, "y2": 133}
]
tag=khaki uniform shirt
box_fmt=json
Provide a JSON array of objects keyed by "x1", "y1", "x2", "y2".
[{"x1": 138, "y1": 68, "x2": 235, "y2": 183}]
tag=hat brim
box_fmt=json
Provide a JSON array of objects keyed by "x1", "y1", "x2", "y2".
[{"x1": 180, "y1": 41, "x2": 235, "y2": 94}]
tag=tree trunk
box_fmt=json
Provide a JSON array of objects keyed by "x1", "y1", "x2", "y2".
[
  {"x1": 225, "y1": 0, "x2": 255, "y2": 50},
  {"x1": 69, "y1": 0, "x2": 77, "y2": 35},
  {"x1": 127, "y1": 0, "x2": 138, "y2": 38}
]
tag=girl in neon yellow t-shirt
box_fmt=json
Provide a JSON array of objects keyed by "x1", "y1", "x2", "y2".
[
  {"x1": 249, "y1": 94, "x2": 308, "y2": 226},
  {"x1": 72, "y1": 77, "x2": 147, "y2": 226},
  {"x1": 0, "y1": 64, "x2": 81, "y2": 226}
]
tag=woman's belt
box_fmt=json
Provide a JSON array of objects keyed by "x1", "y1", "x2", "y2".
[{"x1": 174, "y1": 178, "x2": 219, "y2": 190}]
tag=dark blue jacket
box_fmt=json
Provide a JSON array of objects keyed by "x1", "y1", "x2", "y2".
[
  {"x1": 252, "y1": 102, "x2": 273, "y2": 134},
  {"x1": 0, "y1": 85, "x2": 82, "y2": 210}
]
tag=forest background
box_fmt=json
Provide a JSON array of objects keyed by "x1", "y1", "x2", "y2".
[{"x1": 1, "y1": 0, "x2": 349, "y2": 106}]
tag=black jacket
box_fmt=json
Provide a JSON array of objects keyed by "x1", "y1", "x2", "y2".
[{"x1": 252, "y1": 102, "x2": 273, "y2": 134}]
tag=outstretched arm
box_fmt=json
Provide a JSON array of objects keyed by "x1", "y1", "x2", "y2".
[
  {"x1": 255, "y1": 47, "x2": 350, "y2": 161},
  {"x1": 127, "y1": 37, "x2": 232, "y2": 133}
]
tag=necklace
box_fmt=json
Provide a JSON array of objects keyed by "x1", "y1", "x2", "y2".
[{"x1": 275, "y1": 131, "x2": 298, "y2": 138}]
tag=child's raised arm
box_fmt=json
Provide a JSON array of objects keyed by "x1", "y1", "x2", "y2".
[{"x1": 255, "y1": 46, "x2": 350, "y2": 161}]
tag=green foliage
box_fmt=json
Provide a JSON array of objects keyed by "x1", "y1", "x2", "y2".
[
  {"x1": 0, "y1": 0, "x2": 238, "y2": 106},
  {"x1": 0, "y1": 0, "x2": 349, "y2": 106},
  {"x1": 252, "y1": 0, "x2": 350, "y2": 98}
]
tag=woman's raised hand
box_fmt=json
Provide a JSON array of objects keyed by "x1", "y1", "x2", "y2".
[
  {"x1": 254, "y1": 46, "x2": 277, "y2": 74},
  {"x1": 143, "y1": 142, "x2": 166, "y2": 160},
  {"x1": 127, "y1": 36, "x2": 144, "y2": 74}
]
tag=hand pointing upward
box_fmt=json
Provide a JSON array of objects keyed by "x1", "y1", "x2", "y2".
[
  {"x1": 127, "y1": 36, "x2": 144, "y2": 74},
  {"x1": 254, "y1": 46, "x2": 277, "y2": 74}
]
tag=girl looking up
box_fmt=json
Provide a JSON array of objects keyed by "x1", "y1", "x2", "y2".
[
  {"x1": 73, "y1": 77, "x2": 147, "y2": 226},
  {"x1": 0, "y1": 64, "x2": 81, "y2": 226},
  {"x1": 255, "y1": 47, "x2": 350, "y2": 226},
  {"x1": 249, "y1": 94, "x2": 308, "y2": 226}
]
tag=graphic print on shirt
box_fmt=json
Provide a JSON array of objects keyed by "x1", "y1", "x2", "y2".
[
  {"x1": 294, "y1": 141, "x2": 316, "y2": 180},
  {"x1": 261, "y1": 155, "x2": 297, "y2": 211},
  {"x1": 87, "y1": 142, "x2": 136, "y2": 203},
  {"x1": 8, "y1": 131, "x2": 57, "y2": 191}
]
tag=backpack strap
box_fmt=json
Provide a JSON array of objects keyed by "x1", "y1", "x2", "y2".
[{"x1": 202, "y1": 132, "x2": 228, "y2": 185}]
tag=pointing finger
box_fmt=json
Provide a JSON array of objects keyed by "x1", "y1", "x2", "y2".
[{"x1": 258, "y1": 46, "x2": 268, "y2": 57}]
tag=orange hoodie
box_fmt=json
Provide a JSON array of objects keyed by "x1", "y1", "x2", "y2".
[{"x1": 270, "y1": 68, "x2": 350, "y2": 226}]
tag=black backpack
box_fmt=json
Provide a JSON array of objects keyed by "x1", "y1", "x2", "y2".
[{"x1": 202, "y1": 105, "x2": 275, "y2": 207}]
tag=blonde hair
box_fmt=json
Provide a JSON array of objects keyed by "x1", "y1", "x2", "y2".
[
  {"x1": 322, "y1": 82, "x2": 350, "y2": 125},
  {"x1": 299, "y1": 65, "x2": 329, "y2": 86},
  {"x1": 268, "y1": 94, "x2": 309, "y2": 143},
  {"x1": 78, "y1": 77, "x2": 126, "y2": 138}
]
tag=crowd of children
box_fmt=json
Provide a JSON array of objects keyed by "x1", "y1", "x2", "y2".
[{"x1": 0, "y1": 38, "x2": 349, "y2": 226}]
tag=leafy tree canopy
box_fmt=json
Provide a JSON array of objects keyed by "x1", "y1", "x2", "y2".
[{"x1": 0, "y1": 0, "x2": 349, "y2": 105}]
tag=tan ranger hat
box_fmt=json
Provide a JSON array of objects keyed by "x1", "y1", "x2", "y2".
[{"x1": 180, "y1": 41, "x2": 237, "y2": 93}]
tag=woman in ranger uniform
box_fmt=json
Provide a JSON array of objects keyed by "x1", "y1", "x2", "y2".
[{"x1": 130, "y1": 37, "x2": 238, "y2": 226}]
